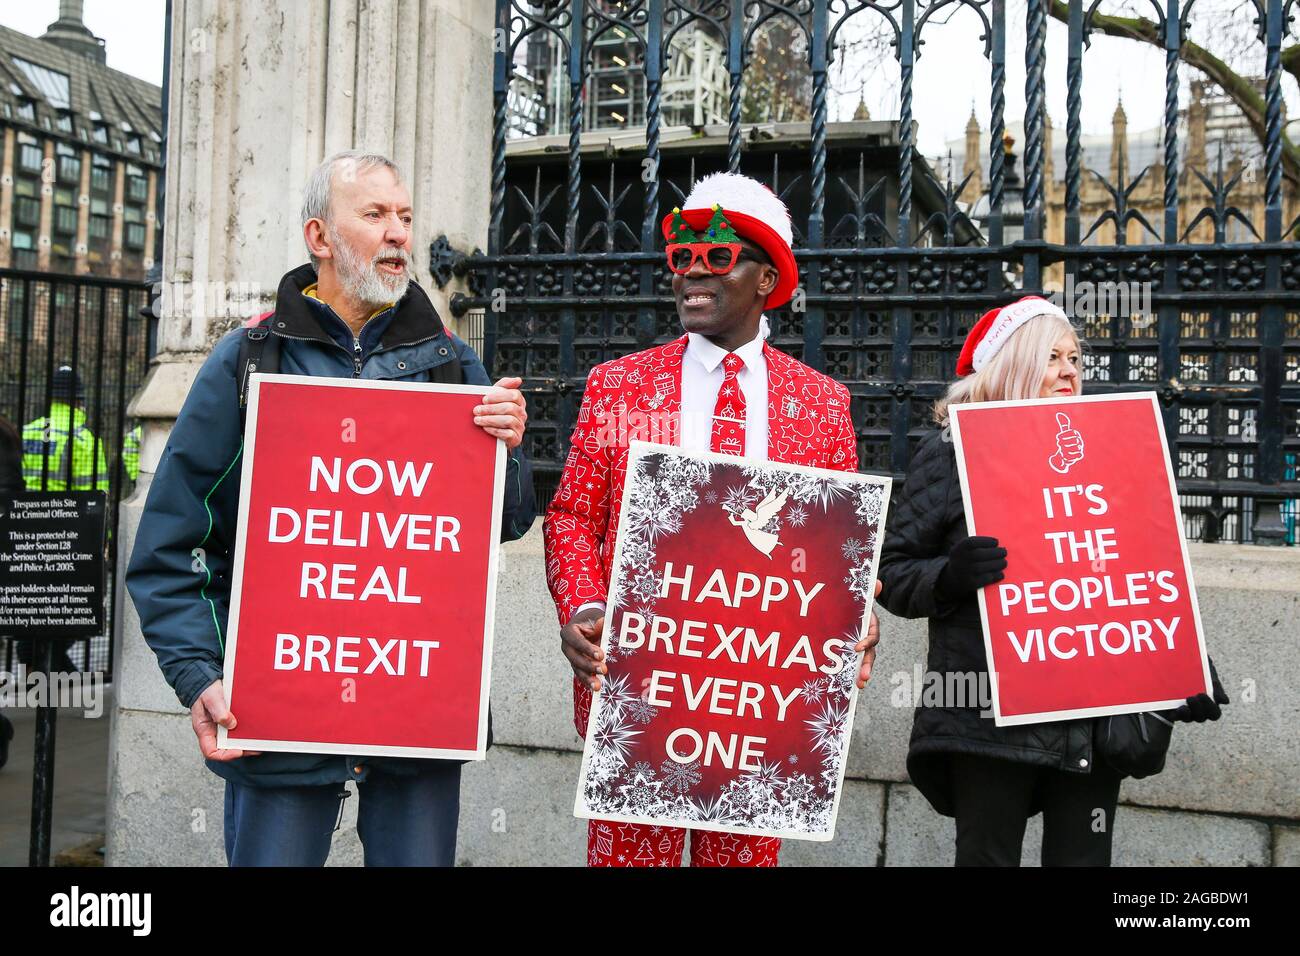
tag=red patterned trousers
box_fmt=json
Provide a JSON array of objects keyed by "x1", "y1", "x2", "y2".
[{"x1": 587, "y1": 819, "x2": 780, "y2": 867}]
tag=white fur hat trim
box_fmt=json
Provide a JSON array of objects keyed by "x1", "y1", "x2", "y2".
[
  {"x1": 681, "y1": 172, "x2": 793, "y2": 249},
  {"x1": 973, "y1": 297, "x2": 1070, "y2": 372}
]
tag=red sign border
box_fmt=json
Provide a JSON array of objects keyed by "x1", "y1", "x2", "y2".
[
  {"x1": 217, "y1": 373, "x2": 506, "y2": 760},
  {"x1": 949, "y1": 391, "x2": 1213, "y2": 727}
]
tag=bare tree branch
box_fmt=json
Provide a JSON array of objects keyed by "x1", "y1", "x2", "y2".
[{"x1": 1048, "y1": 0, "x2": 1300, "y2": 187}]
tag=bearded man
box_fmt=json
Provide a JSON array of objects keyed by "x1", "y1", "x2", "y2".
[{"x1": 126, "y1": 151, "x2": 535, "y2": 866}]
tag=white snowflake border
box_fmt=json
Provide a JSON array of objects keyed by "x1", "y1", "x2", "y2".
[{"x1": 586, "y1": 452, "x2": 887, "y2": 836}]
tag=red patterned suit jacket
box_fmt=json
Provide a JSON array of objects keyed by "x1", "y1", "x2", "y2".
[{"x1": 543, "y1": 334, "x2": 860, "y2": 736}]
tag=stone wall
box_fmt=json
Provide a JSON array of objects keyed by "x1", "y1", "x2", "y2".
[{"x1": 108, "y1": 529, "x2": 1300, "y2": 866}]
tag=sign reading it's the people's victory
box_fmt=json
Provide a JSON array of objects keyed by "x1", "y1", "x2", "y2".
[
  {"x1": 949, "y1": 392, "x2": 1212, "y2": 726},
  {"x1": 574, "y1": 442, "x2": 891, "y2": 842}
]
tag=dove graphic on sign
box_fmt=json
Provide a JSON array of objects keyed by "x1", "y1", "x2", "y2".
[
  {"x1": 1048, "y1": 411, "x2": 1085, "y2": 474},
  {"x1": 727, "y1": 486, "x2": 790, "y2": 558}
]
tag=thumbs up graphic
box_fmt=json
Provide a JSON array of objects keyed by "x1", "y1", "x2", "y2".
[{"x1": 1048, "y1": 411, "x2": 1085, "y2": 474}]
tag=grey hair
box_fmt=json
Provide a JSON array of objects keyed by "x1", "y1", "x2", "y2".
[{"x1": 301, "y1": 150, "x2": 404, "y2": 271}]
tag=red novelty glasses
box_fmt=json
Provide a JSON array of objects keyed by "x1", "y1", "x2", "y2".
[{"x1": 665, "y1": 242, "x2": 766, "y2": 275}]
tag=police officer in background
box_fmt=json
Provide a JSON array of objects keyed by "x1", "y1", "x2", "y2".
[
  {"x1": 18, "y1": 365, "x2": 104, "y2": 675},
  {"x1": 22, "y1": 365, "x2": 110, "y2": 493},
  {"x1": 123, "y1": 423, "x2": 142, "y2": 484}
]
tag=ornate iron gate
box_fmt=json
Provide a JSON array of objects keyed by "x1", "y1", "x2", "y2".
[
  {"x1": 449, "y1": 0, "x2": 1300, "y2": 545},
  {"x1": 0, "y1": 268, "x2": 153, "y2": 680}
]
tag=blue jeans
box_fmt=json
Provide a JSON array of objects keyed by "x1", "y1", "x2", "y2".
[{"x1": 223, "y1": 763, "x2": 462, "y2": 866}]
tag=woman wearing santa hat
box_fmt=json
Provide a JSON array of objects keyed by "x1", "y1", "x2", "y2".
[{"x1": 877, "y1": 296, "x2": 1227, "y2": 866}]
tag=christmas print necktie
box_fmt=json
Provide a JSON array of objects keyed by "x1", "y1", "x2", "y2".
[{"x1": 710, "y1": 352, "x2": 746, "y2": 456}]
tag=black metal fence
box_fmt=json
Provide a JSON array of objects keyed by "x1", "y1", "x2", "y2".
[
  {"x1": 0, "y1": 268, "x2": 154, "y2": 681},
  {"x1": 448, "y1": 0, "x2": 1300, "y2": 546}
]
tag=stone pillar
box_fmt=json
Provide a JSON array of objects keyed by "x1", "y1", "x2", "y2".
[
  {"x1": 36, "y1": 139, "x2": 55, "y2": 271},
  {"x1": 108, "y1": 0, "x2": 496, "y2": 866},
  {"x1": 109, "y1": 160, "x2": 125, "y2": 278},
  {"x1": 75, "y1": 148, "x2": 92, "y2": 275},
  {"x1": 143, "y1": 169, "x2": 159, "y2": 274},
  {"x1": 0, "y1": 128, "x2": 14, "y2": 268}
]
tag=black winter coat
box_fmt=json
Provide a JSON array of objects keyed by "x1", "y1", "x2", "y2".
[{"x1": 878, "y1": 427, "x2": 1095, "y2": 817}]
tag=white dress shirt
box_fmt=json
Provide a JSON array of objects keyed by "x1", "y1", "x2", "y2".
[{"x1": 681, "y1": 318, "x2": 769, "y2": 460}]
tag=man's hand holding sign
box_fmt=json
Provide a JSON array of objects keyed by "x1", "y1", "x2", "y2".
[{"x1": 473, "y1": 377, "x2": 527, "y2": 448}]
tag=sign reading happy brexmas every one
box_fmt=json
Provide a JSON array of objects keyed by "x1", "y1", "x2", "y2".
[
  {"x1": 219, "y1": 375, "x2": 505, "y2": 759},
  {"x1": 949, "y1": 392, "x2": 1212, "y2": 726},
  {"x1": 574, "y1": 442, "x2": 891, "y2": 842}
]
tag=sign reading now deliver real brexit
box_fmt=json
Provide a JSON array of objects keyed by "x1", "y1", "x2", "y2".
[
  {"x1": 949, "y1": 392, "x2": 1212, "y2": 726},
  {"x1": 219, "y1": 375, "x2": 505, "y2": 759}
]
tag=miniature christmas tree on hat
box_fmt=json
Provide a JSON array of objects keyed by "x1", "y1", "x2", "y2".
[
  {"x1": 667, "y1": 207, "x2": 699, "y2": 242},
  {"x1": 702, "y1": 203, "x2": 740, "y2": 242},
  {"x1": 667, "y1": 203, "x2": 740, "y2": 243}
]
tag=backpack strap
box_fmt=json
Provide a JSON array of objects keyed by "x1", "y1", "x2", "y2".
[
  {"x1": 237, "y1": 313, "x2": 282, "y2": 429},
  {"x1": 427, "y1": 340, "x2": 465, "y2": 385}
]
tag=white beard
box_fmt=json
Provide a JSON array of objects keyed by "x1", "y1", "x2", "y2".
[{"x1": 329, "y1": 225, "x2": 412, "y2": 308}]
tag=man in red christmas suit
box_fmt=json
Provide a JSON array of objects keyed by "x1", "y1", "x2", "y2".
[{"x1": 544, "y1": 172, "x2": 882, "y2": 867}]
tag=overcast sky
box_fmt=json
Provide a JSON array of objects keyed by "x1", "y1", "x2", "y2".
[
  {"x1": 1, "y1": 0, "x2": 165, "y2": 85},
  {"x1": 828, "y1": 0, "x2": 1300, "y2": 158},
  {"x1": 3, "y1": 0, "x2": 1294, "y2": 159}
]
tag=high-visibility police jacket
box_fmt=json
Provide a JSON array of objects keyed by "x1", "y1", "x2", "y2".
[
  {"x1": 22, "y1": 402, "x2": 110, "y2": 492},
  {"x1": 123, "y1": 424, "x2": 142, "y2": 481}
]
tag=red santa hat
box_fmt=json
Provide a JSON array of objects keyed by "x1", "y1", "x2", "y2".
[
  {"x1": 661, "y1": 172, "x2": 798, "y2": 309},
  {"x1": 956, "y1": 295, "x2": 1070, "y2": 377}
]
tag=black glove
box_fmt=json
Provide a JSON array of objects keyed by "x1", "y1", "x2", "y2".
[
  {"x1": 936, "y1": 535, "x2": 1008, "y2": 601},
  {"x1": 1167, "y1": 657, "x2": 1230, "y2": 723}
]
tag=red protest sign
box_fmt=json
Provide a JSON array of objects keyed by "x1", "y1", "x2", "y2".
[
  {"x1": 949, "y1": 392, "x2": 1212, "y2": 726},
  {"x1": 218, "y1": 375, "x2": 505, "y2": 759},
  {"x1": 574, "y1": 442, "x2": 891, "y2": 841}
]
